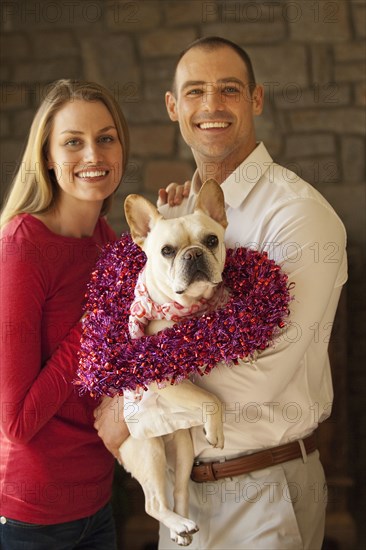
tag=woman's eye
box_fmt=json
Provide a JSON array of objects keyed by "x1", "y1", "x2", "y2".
[
  {"x1": 65, "y1": 139, "x2": 80, "y2": 146},
  {"x1": 99, "y1": 135, "x2": 115, "y2": 143},
  {"x1": 161, "y1": 245, "x2": 175, "y2": 258}
]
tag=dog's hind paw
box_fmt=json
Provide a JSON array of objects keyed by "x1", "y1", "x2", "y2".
[
  {"x1": 203, "y1": 425, "x2": 224, "y2": 449},
  {"x1": 172, "y1": 533, "x2": 192, "y2": 546}
]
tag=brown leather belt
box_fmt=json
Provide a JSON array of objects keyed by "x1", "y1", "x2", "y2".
[{"x1": 191, "y1": 433, "x2": 317, "y2": 483}]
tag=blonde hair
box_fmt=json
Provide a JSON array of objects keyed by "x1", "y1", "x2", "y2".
[{"x1": 0, "y1": 79, "x2": 130, "y2": 228}]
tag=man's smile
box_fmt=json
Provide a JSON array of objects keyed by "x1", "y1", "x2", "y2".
[{"x1": 197, "y1": 121, "x2": 230, "y2": 129}]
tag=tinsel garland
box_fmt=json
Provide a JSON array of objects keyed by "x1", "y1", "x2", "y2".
[{"x1": 76, "y1": 234, "x2": 292, "y2": 397}]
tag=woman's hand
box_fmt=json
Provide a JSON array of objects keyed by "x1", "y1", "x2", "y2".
[
  {"x1": 157, "y1": 180, "x2": 191, "y2": 207},
  {"x1": 93, "y1": 395, "x2": 130, "y2": 460}
]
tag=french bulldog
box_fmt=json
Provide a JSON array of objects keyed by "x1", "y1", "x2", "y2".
[{"x1": 119, "y1": 179, "x2": 227, "y2": 546}]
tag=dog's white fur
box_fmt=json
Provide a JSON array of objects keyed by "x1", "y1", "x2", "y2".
[{"x1": 119, "y1": 180, "x2": 227, "y2": 546}]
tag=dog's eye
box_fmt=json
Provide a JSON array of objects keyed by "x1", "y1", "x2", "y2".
[
  {"x1": 205, "y1": 235, "x2": 219, "y2": 249},
  {"x1": 161, "y1": 245, "x2": 175, "y2": 258}
]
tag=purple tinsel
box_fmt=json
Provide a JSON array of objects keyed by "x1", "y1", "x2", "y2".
[{"x1": 76, "y1": 234, "x2": 292, "y2": 397}]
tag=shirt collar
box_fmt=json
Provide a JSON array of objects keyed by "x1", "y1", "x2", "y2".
[{"x1": 191, "y1": 142, "x2": 273, "y2": 208}]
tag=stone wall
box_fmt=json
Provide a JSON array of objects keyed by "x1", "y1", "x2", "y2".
[{"x1": 1, "y1": 0, "x2": 365, "y2": 546}]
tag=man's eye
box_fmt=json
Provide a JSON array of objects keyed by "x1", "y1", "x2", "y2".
[
  {"x1": 161, "y1": 245, "x2": 175, "y2": 258},
  {"x1": 222, "y1": 86, "x2": 240, "y2": 94},
  {"x1": 187, "y1": 89, "x2": 203, "y2": 96}
]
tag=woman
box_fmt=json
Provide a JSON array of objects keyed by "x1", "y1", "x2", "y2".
[{"x1": 0, "y1": 79, "x2": 129, "y2": 549}]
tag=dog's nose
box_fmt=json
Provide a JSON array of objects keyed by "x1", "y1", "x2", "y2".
[{"x1": 183, "y1": 248, "x2": 203, "y2": 261}]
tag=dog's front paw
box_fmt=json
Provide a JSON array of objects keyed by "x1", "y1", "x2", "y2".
[{"x1": 170, "y1": 520, "x2": 198, "y2": 547}]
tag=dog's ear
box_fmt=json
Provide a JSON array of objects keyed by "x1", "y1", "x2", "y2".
[
  {"x1": 124, "y1": 194, "x2": 162, "y2": 247},
  {"x1": 194, "y1": 179, "x2": 228, "y2": 229}
]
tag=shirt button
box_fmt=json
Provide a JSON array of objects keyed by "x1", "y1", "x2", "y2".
[{"x1": 0, "y1": 516, "x2": 7, "y2": 524}]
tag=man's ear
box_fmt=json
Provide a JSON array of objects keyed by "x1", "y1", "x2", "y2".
[
  {"x1": 252, "y1": 85, "x2": 264, "y2": 116},
  {"x1": 165, "y1": 91, "x2": 178, "y2": 122}
]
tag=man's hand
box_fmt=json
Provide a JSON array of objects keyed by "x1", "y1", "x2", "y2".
[
  {"x1": 157, "y1": 180, "x2": 191, "y2": 207},
  {"x1": 93, "y1": 395, "x2": 130, "y2": 460}
]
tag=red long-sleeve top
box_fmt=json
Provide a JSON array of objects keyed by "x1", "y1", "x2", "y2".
[{"x1": 0, "y1": 214, "x2": 116, "y2": 524}]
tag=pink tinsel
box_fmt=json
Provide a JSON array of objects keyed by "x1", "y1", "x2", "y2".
[{"x1": 76, "y1": 234, "x2": 292, "y2": 397}]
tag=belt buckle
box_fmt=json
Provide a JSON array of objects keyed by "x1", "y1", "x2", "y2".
[
  {"x1": 193, "y1": 456, "x2": 227, "y2": 466},
  {"x1": 194, "y1": 458, "x2": 229, "y2": 483}
]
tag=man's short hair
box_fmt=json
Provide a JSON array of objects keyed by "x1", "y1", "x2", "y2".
[{"x1": 172, "y1": 36, "x2": 257, "y2": 96}]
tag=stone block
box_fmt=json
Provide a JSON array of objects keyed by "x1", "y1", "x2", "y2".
[
  {"x1": 27, "y1": 83, "x2": 62, "y2": 108},
  {"x1": 121, "y1": 158, "x2": 144, "y2": 194},
  {"x1": 107, "y1": 160, "x2": 145, "y2": 234},
  {"x1": 0, "y1": 140, "x2": 25, "y2": 192},
  {"x1": 0, "y1": 0, "x2": 106, "y2": 31},
  {"x1": 289, "y1": 108, "x2": 365, "y2": 134},
  {"x1": 355, "y1": 83, "x2": 366, "y2": 106},
  {"x1": 0, "y1": 83, "x2": 29, "y2": 109},
  {"x1": 202, "y1": 20, "x2": 286, "y2": 44},
  {"x1": 144, "y1": 77, "x2": 172, "y2": 101},
  {"x1": 106, "y1": 212, "x2": 125, "y2": 238},
  {"x1": 129, "y1": 125, "x2": 175, "y2": 157},
  {"x1": 0, "y1": 113, "x2": 9, "y2": 138},
  {"x1": 143, "y1": 58, "x2": 176, "y2": 100},
  {"x1": 13, "y1": 109, "x2": 36, "y2": 138},
  {"x1": 201, "y1": 1, "x2": 287, "y2": 24},
  {"x1": 322, "y1": 184, "x2": 366, "y2": 246},
  {"x1": 283, "y1": 157, "x2": 341, "y2": 188},
  {"x1": 143, "y1": 58, "x2": 176, "y2": 98},
  {"x1": 334, "y1": 42, "x2": 366, "y2": 62},
  {"x1": 249, "y1": 45, "x2": 308, "y2": 88},
  {"x1": 178, "y1": 134, "x2": 194, "y2": 161},
  {"x1": 144, "y1": 160, "x2": 194, "y2": 192},
  {"x1": 351, "y1": 3, "x2": 366, "y2": 38},
  {"x1": 341, "y1": 136, "x2": 366, "y2": 184},
  {"x1": 288, "y1": 0, "x2": 351, "y2": 42},
  {"x1": 0, "y1": 63, "x2": 10, "y2": 82},
  {"x1": 254, "y1": 105, "x2": 282, "y2": 157},
  {"x1": 0, "y1": 33, "x2": 29, "y2": 59},
  {"x1": 139, "y1": 28, "x2": 197, "y2": 58},
  {"x1": 310, "y1": 44, "x2": 333, "y2": 86},
  {"x1": 274, "y1": 83, "x2": 351, "y2": 109},
  {"x1": 334, "y1": 62, "x2": 366, "y2": 83},
  {"x1": 13, "y1": 58, "x2": 80, "y2": 84},
  {"x1": 165, "y1": 1, "x2": 213, "y2": 25},
  {"x1": 32, "y1": 30, "x2": 78, "y2": 59},
  {"x1": 123, "y1": 99, "x2": 171, "y2": 124},
  {"x1": 143, "y1": 58, "x2": 176, "y2": 82},
  {"x1": 285, "y1": 134, "x2": 336, "y2": 158},
  {"x1": 109, "y1": 79, "x2": 142, "y2": 108},
  {"x1": 80, "y1": 35, "x2": 139, "y2": 93},
  {"x1": 106, "y1": 1, "x2": 162, "y2": 31}
]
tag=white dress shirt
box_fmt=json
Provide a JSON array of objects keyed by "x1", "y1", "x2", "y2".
[{"x1": 130, "y1": 142, "x2": 347, "y2": 461}]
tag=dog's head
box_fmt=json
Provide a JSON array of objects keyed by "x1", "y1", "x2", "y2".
[{"x1": 124, "y1": 179, "x2": 227, "y2": 305}]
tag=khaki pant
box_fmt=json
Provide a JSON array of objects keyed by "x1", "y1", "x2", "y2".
[{"x1": 159, "y1": 450, "x2": 327, "y2": 550}]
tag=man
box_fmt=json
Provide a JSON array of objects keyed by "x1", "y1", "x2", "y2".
[{"x1": 95, "y1": 37, "x2": 347, "y2": 549}]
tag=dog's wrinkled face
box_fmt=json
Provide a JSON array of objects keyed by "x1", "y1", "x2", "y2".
[
  {"x1": 124, "y1": 179, "x2": 228, "y2": 305},
  {"x1": 146, "y1": 211, "x2": 226, "y2": 297}
]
